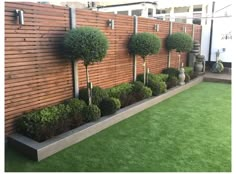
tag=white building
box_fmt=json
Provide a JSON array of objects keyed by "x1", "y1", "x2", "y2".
[{"x1": 97, "y1": 0, "x2": 232, "y2": 66}]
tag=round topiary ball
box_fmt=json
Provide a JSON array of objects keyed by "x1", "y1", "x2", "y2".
[
  {"x1": 63, "y1": 27, "x2": 109, "y2": 65},
  {"x1": 82, "y1": 104, "x2": 101, "y2": 122},
  {"x1": 128, "y1": 32, "x2": 161, "y2": 58},
  {"x1": 166, "y1": 32, "x2": 193, "y2": 52},
  {"x1": 99, "y1": 97, "x2": 120, "y2": 116}
]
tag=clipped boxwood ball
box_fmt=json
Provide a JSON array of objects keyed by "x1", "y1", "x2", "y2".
[
  {"x1": 99, "y1": 97, "x2": 120, "y2": 116},
  {"x1": 79, "y1": 86, "x2": 108, "y2": 106},
  {"x1": 82, "y1": 104, "x2": 101, "y2": 122}
]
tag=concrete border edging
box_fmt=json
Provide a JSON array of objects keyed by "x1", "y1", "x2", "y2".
[{"x1": 8, "y1": 76, "x2": 203, "y2": 161}]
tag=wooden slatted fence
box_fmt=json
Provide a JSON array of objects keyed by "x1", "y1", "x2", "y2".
[{"x1": 5, "y1": 2, "x2": 202, "y2": 136}]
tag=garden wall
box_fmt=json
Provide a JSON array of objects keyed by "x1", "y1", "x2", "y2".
[{"x1": 5, "y1": 2, "x2": 202, "y2": 135}]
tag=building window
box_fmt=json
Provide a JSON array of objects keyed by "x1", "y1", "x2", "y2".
[
  {"x1": 148, "y1": 8, "x2": 153, "y2": 17},
  {"x1": 175, "y1": 18, "x2": 186, "y2": 23},
  {"x1": 131, "y1": 9, "x2": 142, "y2": 16},
  {"x1": 156, "y1": 9, "x2": 166, "y2": 14},
  {"x1": 193, "y1": 18, "x2": 201, "y2": 25},
  {"x1": 117, "y1": 11, "x2": 128, "y2": 15},
  {"x1": 193, "y1": 5, "x2": 202, "y2": 12},
  {"x1": 174, "y1": 7, "x2": 189, "y2": 13}
]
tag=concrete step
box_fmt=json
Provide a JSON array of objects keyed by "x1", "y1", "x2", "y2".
[{"x1": 203, "y1": 76, "x2": 231, "y2": 84}]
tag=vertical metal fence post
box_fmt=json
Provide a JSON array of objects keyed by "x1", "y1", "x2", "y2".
[
  {"x1": 133, "y1": 15, "x2": 138, "y2": 81},
  {"x1": 167, "y1": 21, "x2": 173, "y2": 68},
  {"x1": 69, "y1": 8, "x2": 79, "y2": 98}
]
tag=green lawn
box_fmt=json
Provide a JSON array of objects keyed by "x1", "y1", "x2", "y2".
[{"x1": 5, "y1": 82, "x2": 231, "y2": 172}]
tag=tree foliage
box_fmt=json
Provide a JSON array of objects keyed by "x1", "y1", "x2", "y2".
[
  {"x1": 63, "y1": 26, "x2": 109, "y2": 66},
  {"x1": 128, "y1": 32, "x2": 161, "y2": 58},
  {"x1": 166, "y1": 32, "x2": 193, "y2": 52}
]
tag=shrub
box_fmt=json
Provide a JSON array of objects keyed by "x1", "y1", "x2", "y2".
[
  {"x1": 166, "y1": 76, "x2": 178, "y2": 89},
  {"x1": 162, "y1": 67, "x2": 179, "y2": 78},
  {"x1": 137, "y1": 73, "x2": 167, "y2": 96},
  {"x1": 184, "y1": 67, "x2": 193, "y2": 76},
  {"x1": 140, "y1": 86, "x2": 153, "y2": 98},
  {"x1": 132, "y1": 81, "x2": 152, "y2": 100},
  {"x1": 166, "y1": 32, "x2": 193, "y2": 52},
  {"x1": 63, "y1": 27, "x2": 109, "y2": 105},
  {"x1": 137, "y1": 73, "x2": 157, "y2": 84},
  {"x1": 107, "y1": 83, "x2": 135, "y2": 107},
  {"x1": 128, "y1": 32, "x2": 161, "y2": 85},
  {"x1": 185, "y1": 73, "x2": 190, "y2": 83},
  {"x1": 16, "y1": 104, "x2": 71, "y2": 142},
  {"x1": 79, "y1": 86, "x2": 108, "y2": 106},
  {"x1": 155, "y1": 74, "x2": 169, "y2": 82},
  {"x1": 132, "y1": 81, "x2": 144, "y2": 93},
  {"x1": 137, "y1": 73, "x2": 168, "y2": 83},
  {"x1": 82, "y1": 104, "x2": 101, "y2": 122},
  {"x1": 112, "y1": 97, "x2": 121, "y2": 110},
  {"x1": 190, "y1": 73, "x2": 198, "y2": 79},
  {"x1": 65, "y1": 98, "x2": 86, "y2": 128},
  {"x1": 147, "y1": 80, "x2": 166, "y2": 96},
  {"x1": 99, "y1": 97, "x2": 120, "y2": 116}
]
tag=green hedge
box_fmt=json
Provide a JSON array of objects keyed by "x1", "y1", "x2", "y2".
[
  {"x1": 184, "y1": 66, "x2": 193, "y2": 76},
  {"x1": 162, "y1": 67, "x2": 179, "y2": 78},
  {"x1": 137, "y1": 73, "x2": 167, "y2": 96},
  {"x1": 16, "y1": 104, "x2": 72, "y2": 142},
  {"x1": 65, "y1": 98, "x2": 87, "y2": 128},
  {"x1": 82, "y1": 104, "x2": 101, "y2": 122},
  {"x1": 79, "y1": 86, "x2": 108, "y2": 106},
  {"x1": 106, "y1": 83, "x2": 135, "y2": 107},
  {"x1": 99, "y1": 97, "x2": 121, "y2": 116}
]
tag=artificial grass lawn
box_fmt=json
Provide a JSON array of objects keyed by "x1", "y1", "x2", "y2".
[{"x1": 5, "y1": 82, "x2": 231, "y2": 172}]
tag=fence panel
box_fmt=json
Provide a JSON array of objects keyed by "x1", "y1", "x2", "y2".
[
  {"x1": 138, "y1": 17, "x2": 170, "y2": 75},
  {"x1": 5, "y1": 2, "x2": 72, "y2": 135}
]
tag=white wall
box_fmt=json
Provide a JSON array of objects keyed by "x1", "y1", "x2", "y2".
[
  {"x1": 200, "y1": 24, "x2": 211, "y2": 61},
  {"x1": 210, "y1": 1, "x2": 232, "y2": 62},
  {"x1": 97, "y1": 3, "x2": 157, "y2": 17}
]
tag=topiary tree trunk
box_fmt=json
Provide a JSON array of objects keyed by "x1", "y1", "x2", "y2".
[
  {"x1": 85, "y1": 64, "x2": 92, "y2": 105},
  {"x1": 178, "y1": 52, "x2": 181, "y2": 69},
  {"x1": 142, "y1": 57, "x2": 147, "y2": 85}
]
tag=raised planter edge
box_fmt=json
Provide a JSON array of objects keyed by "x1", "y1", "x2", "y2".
[{"x1": 8, "y1": 76, "x2": 204, "y2": 161}]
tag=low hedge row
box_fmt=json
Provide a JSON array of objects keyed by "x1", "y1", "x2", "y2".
[
  {"x1": 17, "y1": 99, "x2": 86, "y2": 142},
  {"x1": 106, "y1": 82, "x2": 152, "y2": 108},
  {"x1": 137, "y1": 73, "x2": 167, "y2": 96},
  {"x1": 16, "y1": 69, "x2": 195, "y2": 142}
]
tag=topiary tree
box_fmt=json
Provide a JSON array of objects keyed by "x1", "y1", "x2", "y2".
[
  {"x1": 128, "y1": 32, "x2": 161, "y2": 85},
  {"x1": 166, "y1": 32, "x2": 193, "y2": 69},
  {"x1": 64, "y1": 27, "x2": 108, "y2": 105}
]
